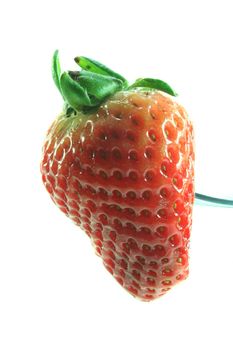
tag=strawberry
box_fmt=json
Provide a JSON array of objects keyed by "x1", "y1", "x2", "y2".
[{"x1": 41, "y1": 51, "x2": 194, "y2": 301}]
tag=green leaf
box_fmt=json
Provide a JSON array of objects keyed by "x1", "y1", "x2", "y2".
[
  {"x1": 128, "y1": 78, "x2": 177, "y2": 97},
  {"x1": 74, "y1": 56, "x2": 127, "y2": 85},
  {"x1": 76, "y1": 70, "x2": 123, "y2": 100},
  {"x1": 52, "y1": 50, "x2": 62, "y2": 94},
  {"x1": 60, "y1": 72, "x2": 94, "y2": 111}
]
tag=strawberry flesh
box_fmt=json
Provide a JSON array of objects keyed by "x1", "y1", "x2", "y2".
[{"x1": 41, "y1": 90, "x2": 194, "y2": 301}]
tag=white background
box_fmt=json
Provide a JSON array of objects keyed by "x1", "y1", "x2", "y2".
[{"x1": 1, "y1": 0, "x2": 233, "y2": 349}]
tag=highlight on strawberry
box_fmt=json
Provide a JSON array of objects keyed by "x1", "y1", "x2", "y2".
[{"x1": 41, "y1": 50, "x2": 195, "y2": 301}]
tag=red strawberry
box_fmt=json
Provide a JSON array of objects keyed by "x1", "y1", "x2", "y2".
[{"x1": 41, "y1": 51, "x2": 194, "y2": 301}]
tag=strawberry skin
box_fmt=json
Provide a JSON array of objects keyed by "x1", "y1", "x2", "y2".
[{"x1": 41, "y1": 52, "x2": 194, "y2": 301}]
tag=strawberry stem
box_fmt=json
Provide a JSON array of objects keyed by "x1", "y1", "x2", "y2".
[
  {"x1": 75, "y1": 56, "x2": 128, "y2": 87},
  {"x1": 52, "y1": 50, "x2": 62, "y2": 96},
  {"x1": 60, "y1": 72, "x2": 94, "y2": 110},
  {"x1": 128, "y1": 78, "x2": 177, "y2": 97},
  {"x1": 72, "y1": 70, "x2": 124, "y2": 100},
  {"x1": 52, "y1": 50, "x2": 178, "y2": 113}
]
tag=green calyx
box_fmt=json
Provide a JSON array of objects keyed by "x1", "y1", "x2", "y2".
[{"x1": 52, "y1": 50, "x2": 177, "y2": 113}]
